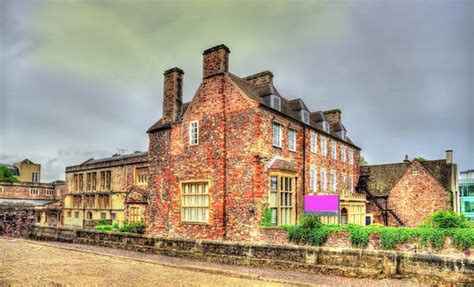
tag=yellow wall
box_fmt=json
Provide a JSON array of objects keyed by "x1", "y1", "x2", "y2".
[{"x1": 14, "y1": 161, "x2": 41, "y2": 183}]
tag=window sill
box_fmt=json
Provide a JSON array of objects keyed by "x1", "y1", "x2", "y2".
[
  {"x1": 180, "y1": 221, "x2": 210, "y2": 226},
  {"x1": 273, "y1": 145, "x2": 282, "y2": 149}
]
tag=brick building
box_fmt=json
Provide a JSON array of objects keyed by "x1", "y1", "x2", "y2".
[
  {"x1": 146, "y1": 44, "x2": 364, "y2": 241},
  {"x1": 0, "y1": 159, "x2": 66, "y2": 228},
  {"x1": 359, "y1": 151, "x2": 459, "y2": 227},
  {"x1": 63, "y1": 152, "x2": 149, "y2": 228}
]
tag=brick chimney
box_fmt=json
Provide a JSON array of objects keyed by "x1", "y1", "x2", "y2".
[
  {"x1": 162, "y1": 67, "x2": 184, "y2": 125},
  {"x1": 203, "y1": 44, "x2": 230, "y2": 79},
  {"x1": 244, "y1": 71, "x2": 274, "y2": 87},
  {"x1": 446, "y1": 150, "x2": 453, "y2": 164},
  {"x1": 324, "y1": 109, "x2": 341, "y2": 125}
]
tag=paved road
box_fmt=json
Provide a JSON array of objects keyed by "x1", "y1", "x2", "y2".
[{"x1": 0, "y1": 237, "x2": 423, "y2": 286}]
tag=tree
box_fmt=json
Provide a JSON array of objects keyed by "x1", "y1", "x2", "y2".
[
  {"x1": 360, "y1": 156, "x2": 368, "y2": 166},
  {"x1": 0, "y1": 166, "x2": 18, "y2": 183},
  {"x1": 414, "y1": 157, "x2": 427, "y2": 162}
]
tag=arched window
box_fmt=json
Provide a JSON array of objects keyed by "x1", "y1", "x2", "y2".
[
  {"x1": 341, "y1": 208, "x2": 348, "y2": 225},
  {"x1": 87, "y1": 211, "x2": 93, "y2": 220}
]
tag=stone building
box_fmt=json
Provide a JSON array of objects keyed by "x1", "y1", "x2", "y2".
[
  {"x1": 146, "y1": 44, "x2": 364, "y2": 242},
  {"x1": 63, "y1": 152, "x2": 149, "y2": 228},
  {"x1": 359, "y1": 151, "x2": 459, "y2": 227},
  {"x1": 460, "y1": 169, "x2": 474, "y2": 220}
]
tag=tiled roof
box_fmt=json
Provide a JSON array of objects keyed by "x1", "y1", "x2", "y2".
[
  {"x1": 147, "y1": 71, "x2": 359, "y2": 148},
  {"x1": 362, "y1": 159, "x2": 454, "y2": 196},
  {"x1": 268, "y1": 158, "x2": 297, "y2": 172}
]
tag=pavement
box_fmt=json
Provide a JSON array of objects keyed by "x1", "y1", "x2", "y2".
[{"x1": 0, "y1": 237, "x2": 424, "y2": 286}]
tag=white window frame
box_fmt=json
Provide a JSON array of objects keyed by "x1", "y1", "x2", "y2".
[
  {"x1": 322, "y1": 121, "x2": 330, "y2": 133},
  {"x1": 349, "y1": 149, "x2": 354, "y2": 165},
  {"x1": 271, "y1": 95, "x2": 281, "y2": 111},
  {"x1": 320, "y1": 168, "x2": 327, "y2": 191},
  {"x1": 181, "y1": 181, "x2": 210, "y2": 223},
  {"x1": 288, "y1": 129, "x2": 296, "y2": 152},
  {"x1": 349, "y1": 175, "x2": 354, "y2": 192},
  {"x1": 272, "y1": 122, "x2": 282, "y2": 148},
  {"x1": 330, "y1": 171, "x2": 337, "y2": 192},
  {"x1": 341, "y1": 130, "x2": 347, "y2": 140},
  {"x1": 331, "y1": 141, "x2": 337, "y2": 160},
  {"x1": 341, "y1": 173, "x2": 346, "y2": 186},
  {"x1": 341, "y1": 146, "x2": 347, "y2": 162},
  {"x1": 310, "y1": 166, "x2": 316, "y2": 192},
  {"x1": 310, "y1": 132, "x2": 317, "y2": 153},
  {"x1": 189, "y1": 121, "x2": 199, "y2": 145},
  {"x1": 301, "y1": 110, "x2": 310, "y2": 124},
  {"x1": 321, "y1": 137, "x2": 327, "y2": 156}
]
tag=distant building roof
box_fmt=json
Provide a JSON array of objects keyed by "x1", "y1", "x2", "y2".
[
  {"x1": 361, "y1": 159, "x2": 455, "y2": 196},
  {"x1": 66, "y1": 151, "x2": 148, "y2": 172}
]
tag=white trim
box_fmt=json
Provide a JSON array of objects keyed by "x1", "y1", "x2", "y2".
[
  {"x1": 310, "y1": 132, "x2": 317, "y2": 153},
  {"x1": 272, "y1": 122, "x2": 282, "y2": 148},
  {"x1": 189, "y1": 120, "x2": 199, "y2": 145},
  {"x1": 288, "y1": 129, "x2": 296, "y2": 152}
]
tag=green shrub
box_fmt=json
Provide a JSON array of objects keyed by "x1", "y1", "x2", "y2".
[
  {"x1": 300, "y1": 214, "x2": 322, "y2": 229},
  {"x1": 423, "y1": 211, "x2": 469, "y2": 229},
  {"x1": 260, "y1": 203, "x2": 273, "y2": 227},
  {"x1": 94, "y1": 221, "x2": 146, "y2": 234},
  {"x1": 448, "y1": 228, "x2": 474, "y2": 251},
  {"x1": 95, "y1": 225, "x2": 114, "y2": 231},
  {"x1": 345, "y1": 225, "x2": 370, "y2": 248}
]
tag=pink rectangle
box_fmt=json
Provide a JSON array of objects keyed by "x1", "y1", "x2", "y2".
[{"x1": 304, "y1": 194, "x2": 339, "y2": 214}]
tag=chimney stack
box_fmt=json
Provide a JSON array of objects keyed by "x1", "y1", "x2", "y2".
[
  {"x1": 202, "y1": 44, "x2": 230, "y2": 79},
  {"x1": 162, "y1": 67, "x2": 184, "y2": 125},
  {"x1": 403, "y1": 154, "x2": 410, "y2": 163},
  {"x1": 446, "y1": 150, "x2": 453, "y2": 164},
  {"x1": 244, "y1": 71, "x2": 274, "y2": 87},
  {"x1": 324, "y1": 109, "x2": 342, "y2": 125}
]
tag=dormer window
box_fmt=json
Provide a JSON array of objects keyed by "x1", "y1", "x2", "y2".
[
  {"x1": 300, "y1": 110, "x2": 309, "y2": 124},
  {"x1": 341, "y1": 130, "x2": 347, "y2": 140},
  {"x1": 322, "y1": 121, "x2": 330, "y2": 133},
  {"x1": 270, "y1": 95, "x2": 281, "y2": 111}
]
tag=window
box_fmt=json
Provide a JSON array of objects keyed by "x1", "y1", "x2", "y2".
[
  {"x1": 310, "y1": 132, "x2": 317, "y2": 153},
  {"x1": 272, "y1": 122, "x2": 282, "y2": 148},
  {"x1": 268, "y1": 174, "x2": 295, "y2": 226},
  {"x1": 87, "y1": 212, "x2": 92, "y2": 220},
  {"x1": 79, "y1": 174, "x2": 84, "y2": 191},
  {"x1": 74, "y1": 211, "x2": 79, "y2": 219},
  {"x1": 189, "y1": 121, "x2": 199, "y2": 145},
  {"x1": 73, "y1": 195, "x2": 82, "y2": 208},
  {"x1": 84, "y1": 195, "x2": 95, "y2": 208},
  {"x1": 92, "y1": 172, "x2": 97, "y2": 191},
  {"x1": 320, "y1": 137, "x2": 327, "y2": 156},
  {"x1": 301, "y1": 110, "x2": 309, "y2": 124},
  {"x1": 341, "y1": 146, "x2": 347, "y2": 162},
  {"x1": 135, "y1": 167, "x2": 148, "y2": 185},
  {"x1": 341, "y1": 173, "x2": 346, "y2": 186},
  {"x1": 30, "y1": 189, "x2": 38, "y2": 195},
  {"x1": 341, "y1": 130, "x2": 347, "y2": 140},
  {"x1": 271, "y1": 95, "x2": 281, "y2": 111},
  {"x1": 100, "y1": 212, "x2": 106, "y2": 220},
  {"x1": 309, "y1": 166, "x2": 316, "y2": 192},
  {"x1": 73, "y1": 174, "x2": 78, "y2": 191},
  {"x1": 111, "y1": 213, "x2": 117, "y2": 220},
  {"x1": 86, "y1": 173, "x2": 92, "y2": 191},
  {"x1": 349, "y1": 149, "x2": 354, "y2": 165},
  {"x1": 181, "y1": 182, "x2": 209, "y2": 223},
  {"x1": 413, "y1": 170, "x2": 421, "y2": 176},
  {"x1": 349, "y1": 175, "x2": 354, "y2": 192},
  {"x1": 129, "y1": 207, "x2": 140, "y2": 223},
  {"x1": 464, "y1": 201, "x2": 474, "y2": 213},
  {"x1": 32, "y1": 172, "x2": 38, "y2": 183},
  {"x1": 322, "y1": 121, "x2": 330, "y2": 133},
  {"x1": 67, "y1": 211, "x2": 71, "y2": 218},
  {"x1": 47, "y1": 190, "x2": 54, "y2": 196},
  {"x1": 320, "y1": 169, "x2": 327, "y2": 191},
  {"x1": 100, "y1": 171, "x2": 105, "y2": 190},
  {"x1": 288, "y1": 129, "x2": 296, "y2": 151},
  {"x1": 105, "y1": 171, "x2": 112, "y2": 190},
  {"x1": 98, "y1": 195, "x2": 110, "y2": 209},
  {"x1": 330, "y1": 171, "x2": 337, "y2": 192},
  {"x1": 331, "y1": 141, "x2": 337, "y2": 160},
  {"x1": 0, "y1": 187, "x2": 3, "y2": 193}
]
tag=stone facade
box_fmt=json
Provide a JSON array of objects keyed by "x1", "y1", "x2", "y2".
[
  {"x1": 146, "y1": 44, "x2": 364, "y2": 242},
  {"x1": 0, "y1": 206, "x2": 36, "y2": 238},
  {"x1": 63, "y1": 152, "x2": 148, "y2": 228},
  {"x1": 0, "y1": 181, "x2": 62, "y2": 201}
]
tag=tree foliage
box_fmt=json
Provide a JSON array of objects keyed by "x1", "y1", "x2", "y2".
[{"x1": 0, "y1": 166, "x2": 18, "y2": 183}]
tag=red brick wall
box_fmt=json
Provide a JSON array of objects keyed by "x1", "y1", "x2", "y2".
[{"x1": 0, "y1": 182, "x2": 56, "y2": 201}]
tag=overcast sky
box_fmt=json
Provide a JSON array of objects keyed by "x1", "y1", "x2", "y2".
[{"x1": 1, "y1": 0, "x2": 472, "y2": 182}]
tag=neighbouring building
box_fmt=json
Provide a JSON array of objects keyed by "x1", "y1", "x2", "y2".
[
  {"x1": 460, "y1": 170, "x2": 474, "y2": 220},
  {"x1": 146, "y1": 44, "x2": 364, "y2": 242},
  {"x1": 63, "y1": 152, "x2": 149, "y2": 229},
  {"x1": 0, "y1": 159, "x2": 66, "y2": 228},
  {"x1": 359, "y1": 151, "x2": 459, "y2": 227}
]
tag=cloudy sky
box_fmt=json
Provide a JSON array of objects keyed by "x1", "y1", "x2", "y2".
[{"x1": 1, "y1": 0, "x2": 472, "y2": 182}]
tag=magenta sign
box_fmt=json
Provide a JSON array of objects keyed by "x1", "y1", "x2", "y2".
[{"x1": 304, "y1": 194, "x2": 339, "y2": 216}]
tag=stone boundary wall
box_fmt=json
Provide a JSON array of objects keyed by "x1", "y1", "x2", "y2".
[
  {"x1": 0, "y1": 206, "x2": 35, "y2": 238},
  {"x1": 29, "y1": 226, "x2": 473, "y2": 286}
]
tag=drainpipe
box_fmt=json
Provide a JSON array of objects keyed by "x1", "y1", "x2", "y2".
[{"x1": 301, "y1": 126, "x2": 306, "y2": 222}]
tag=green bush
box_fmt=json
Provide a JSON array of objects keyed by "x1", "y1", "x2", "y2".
[
  {"x1": 345, "y1": 225, "x2": 370, "y2": 248},
  {"x1": 448, "y1": 228, "x2": 474, "y2": 251},
  {"x1": 300, "y1": 214, "x2": 322, "y2": 229},
  {"x1": 94, "y1": 221, "x2": 146, "y2": 234},
  {"x1": 260, "y1": 203, "x2": 273, "y2": 227},
  {"x1": 423, "y1": 211, "x2": 469, "y2": 229}
]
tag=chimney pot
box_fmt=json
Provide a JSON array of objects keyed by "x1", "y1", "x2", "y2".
[
  {"x1": 324, "y1": 109, "x2": 342, "y2": 125},
  {"x1": 244, "y1": 71, "x2": 274, "y2": 87},
  {"x1": 162, "y1": 67, "x2": 184, "y2": 125},
  {"x1": 202, "y1": 44, "x2": 230, "y2": 79},
  {"x1": 403, "y1": 154, "x2": 410, "y2": 163},
  {"x1": 446, "y1": 150, "x2": 453, "y2": 164}
]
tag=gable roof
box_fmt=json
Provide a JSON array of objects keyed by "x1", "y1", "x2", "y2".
[
  {"x1": 146, "y1": 71, "x2": 359, "y2": 149},
  {"x1": 362, "y1": 159, "x2": 454, "y2": 196}
]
